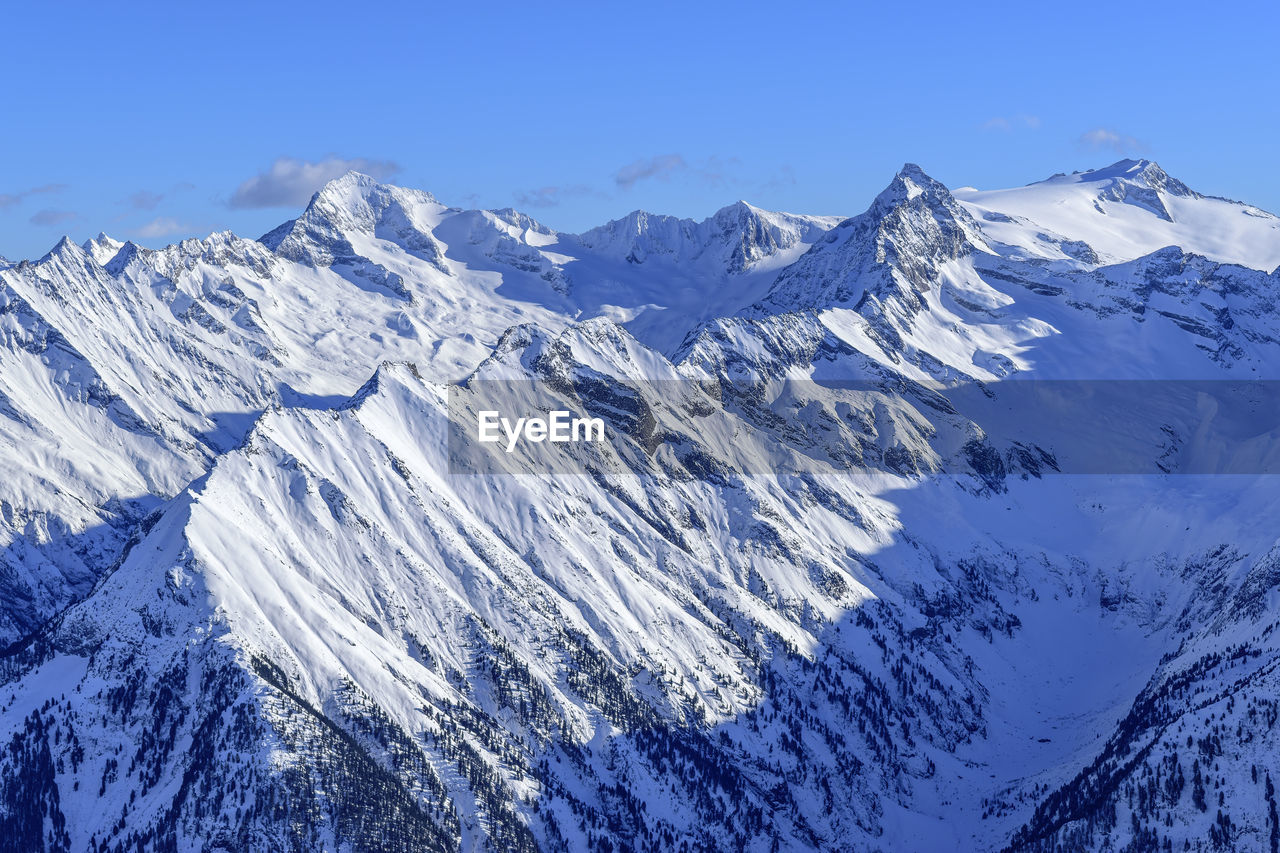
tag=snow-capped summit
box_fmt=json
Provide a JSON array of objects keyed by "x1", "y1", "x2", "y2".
[
  {"x1": 39, "y1": 234, "x2": 89, "y2": 266},
  {"x1": 865, "y1": 162, "x2": 991, "y2": 268},
  {"x1": 957, "y1": 159, "x2": 1280, "y2": 270},
  {"x1": 551, "y1": 200, "x2": 841, "y2": 353},
  {"x1": 100, "y1": 239, "x2": 153, "y2": 275},
  {"x1": 307, "y1": 170, "x2": 442, "y2": 221},
  {"x1": 1033, "y1": 159, "x2": 1198, "y2": 222},
  {"x1": 260, "y1": 171, "x2": 449, "y2": 269},
  {"x1": 705, "y1": 199, "x2": 838, "y2": 272},
  {"x1": 1073, "y1": 158, "x2": 1198, "y2": 198},
  {"x1": 574, "y1": 200, "x2": 838, "y2": 273},
  {"x1": 83, "y1": 232, "x2": 124, "y2": 266},
  {"x1": 757, "y1": 163, "x2": 988, "y2": 313},
  {"x1": 868, "y1": 162, "x2": 969, "y2": 213}
]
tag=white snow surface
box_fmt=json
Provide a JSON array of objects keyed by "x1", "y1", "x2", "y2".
[
  {"x1": 1, "y1": 161, "x2": 1280, "y2": 852},
  {"x1": 956, "y1": 159, "x2": 1280, "y2": 272}
]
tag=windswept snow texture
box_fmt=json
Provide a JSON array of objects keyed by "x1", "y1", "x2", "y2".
[{"x1": 1, "y1": 160, "x2": 1280, "y2": 852}]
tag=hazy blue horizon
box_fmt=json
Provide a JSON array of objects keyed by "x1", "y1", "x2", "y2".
[{"x1": 2, "y1": 0, "x2": 1275, "y2": 262}]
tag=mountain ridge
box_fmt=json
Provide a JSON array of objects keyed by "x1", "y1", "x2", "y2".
[
  {"x1": 2, "y1": 158, "x2": 1280, "y2": 851},
  {"x1": 17, "y1": 158, "x2": 1277, "y2": 267}
]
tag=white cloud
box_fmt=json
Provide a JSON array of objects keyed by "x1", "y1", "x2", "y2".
[
  {"x1": 129, "y1": 190, "x2": 165, "y2": 211},
  {"x1": 759, "y1": 165, "x2": 797, "y2": 193},
  {"x1": 513, "y1": 184, "x2": 599, "y2": 209},
  {"x1": 983, "y1": 115, "x2": 1040, "y2": 132},
  {"x1": 1, "y1": 184, "x2": 67, "y2": 210},
  {"x1": 229, "y1": 156, "x2": 401, "y2": 209},
  {"x1": 1079, "y1": 127, "x2": 1144, "y2": 154},
  {"x1": 134, "y1": 217, "x2": 189, "y2": 239},
  {"x1": 514, "y1": 187, "x2": 562, "y2": 208},
  {"x1": 29, "y1": 208, "x2": 76, "y2": 227},
  {"x1": 614, "y1": 154, "x2": 686, "y2": 190}
]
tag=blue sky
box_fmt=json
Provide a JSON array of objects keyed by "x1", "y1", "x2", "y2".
[{"x1": 1, "y1": 0, "x2": 1275, "y2": 261}]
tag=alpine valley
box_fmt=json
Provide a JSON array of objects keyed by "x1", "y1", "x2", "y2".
[{"x1": 2, "y1": 158, "x2": 1280, "y2": 852}]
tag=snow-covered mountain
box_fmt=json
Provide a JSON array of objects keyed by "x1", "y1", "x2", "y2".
[
  {"x1": 955, "y1": 159, "x2": 1280, "y2": 271},
  {"x1": 1, "y1": 160, "x2": 1280, "y2": 852}
]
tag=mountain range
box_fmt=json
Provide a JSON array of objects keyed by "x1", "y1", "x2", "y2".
[{"x1": 1, "y1": 158, "x2": 1280, "y2": 851}]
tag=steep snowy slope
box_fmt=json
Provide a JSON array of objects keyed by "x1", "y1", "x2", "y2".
[
  {"x1": 3, "y1": 160, "x2": 1280, "y2": 852},
  {"x1": 0, "y1": 268, "x2": 192, "y2": 640},
  {"x1": 9, "y1": 314, "x2": 1280, "y2": 851},
  {"x1": 0, "y1": 184, "x2": 566, "y2": 646},
  {"x1": 0, "y1": 177, "x2": 839, "y2": 646}
]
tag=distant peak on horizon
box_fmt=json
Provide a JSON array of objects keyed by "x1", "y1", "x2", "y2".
[
  {"x1": 1034, "y1": 158, "x2": 1191, "y2": 192},
  {"x1": 1040, "y1": 158, "x2": 1200, "y2": 204},
  {"x1": 8, "y1": 159, "x2": 1275, "y2": 268},
  {"x1": 307, "y1": 170, "x2": 440, "y2": 210},
  {"x1": 1081, "y1": 157, "x2": 1158, "y2": 176}
]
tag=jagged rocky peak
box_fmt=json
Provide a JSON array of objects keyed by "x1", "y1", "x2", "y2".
[
  {"x1": 1036, "y1": 158, "x2": 1200, "y2": 222},
  {"x1": 675, "y1": 310, "x2": 852, "y2": 383},
  {"x1": 574, "y1": 209, "x2": 698, "y2": 264},
  {"x1": 873, "y1": 162, "x2": 951, "y2": 206},
  {"x1": 708, "y1": 198, "x2": 796, "y2": 232},
  {"x1": 260, "y1": 171, "x2": 448, "y2": 268},
  {"x1": 102, "y1": 240, "x2": 156, "y2": 275},
  {"x1": 40, "y1": 234, "x2": 89, "y2": 265},
  {"x1": 89, "y1": 232, "x2": 271, "y2": 281},
  {"x1": 340, "y1": 359, "x2": 425, "y2": 411},
  {"x1": 756, "y1": 163, "x2": 986, "y2": 312},
  {"x1": 484, "y1": 206, "x2": 557, "y2": 237},
  {"x1": 474, "y1": 316, "x2": 656, "y2": 386},
  {"x1": 865, "y1": 163, "x2": 985, "y2": 237},
  {"x1": 575, "y1": 200, "x2": 837, "y2": 271},
  {"x1": 551, "y1": 314, "x2": 670, "y2": 376},
  {"x1": 149, "y1": 231, "x2": 276, "y2": 278},
  {"x1": 858, "y1": 163, "x2": 990, "y2": 267},
  {"x1": 709, "y1": 200, "x2": 838, "y2": 272},
  {"x1": 1078, "y1": 158, "x2": 1198, "y2": 199},
  {"x1": 28, "y1": 235, "x2": 110, "y2": 277},
  {"x1": 469, "y1": 322, "x2": 562, "y2": 379},
  {"x1": 83, "y1": 232, "x2": 124, "y2": 266}
]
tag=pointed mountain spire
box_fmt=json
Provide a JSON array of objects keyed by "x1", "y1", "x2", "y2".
[{"x1": 756, "y1": 163, "x2": 986, "y2": 313}]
